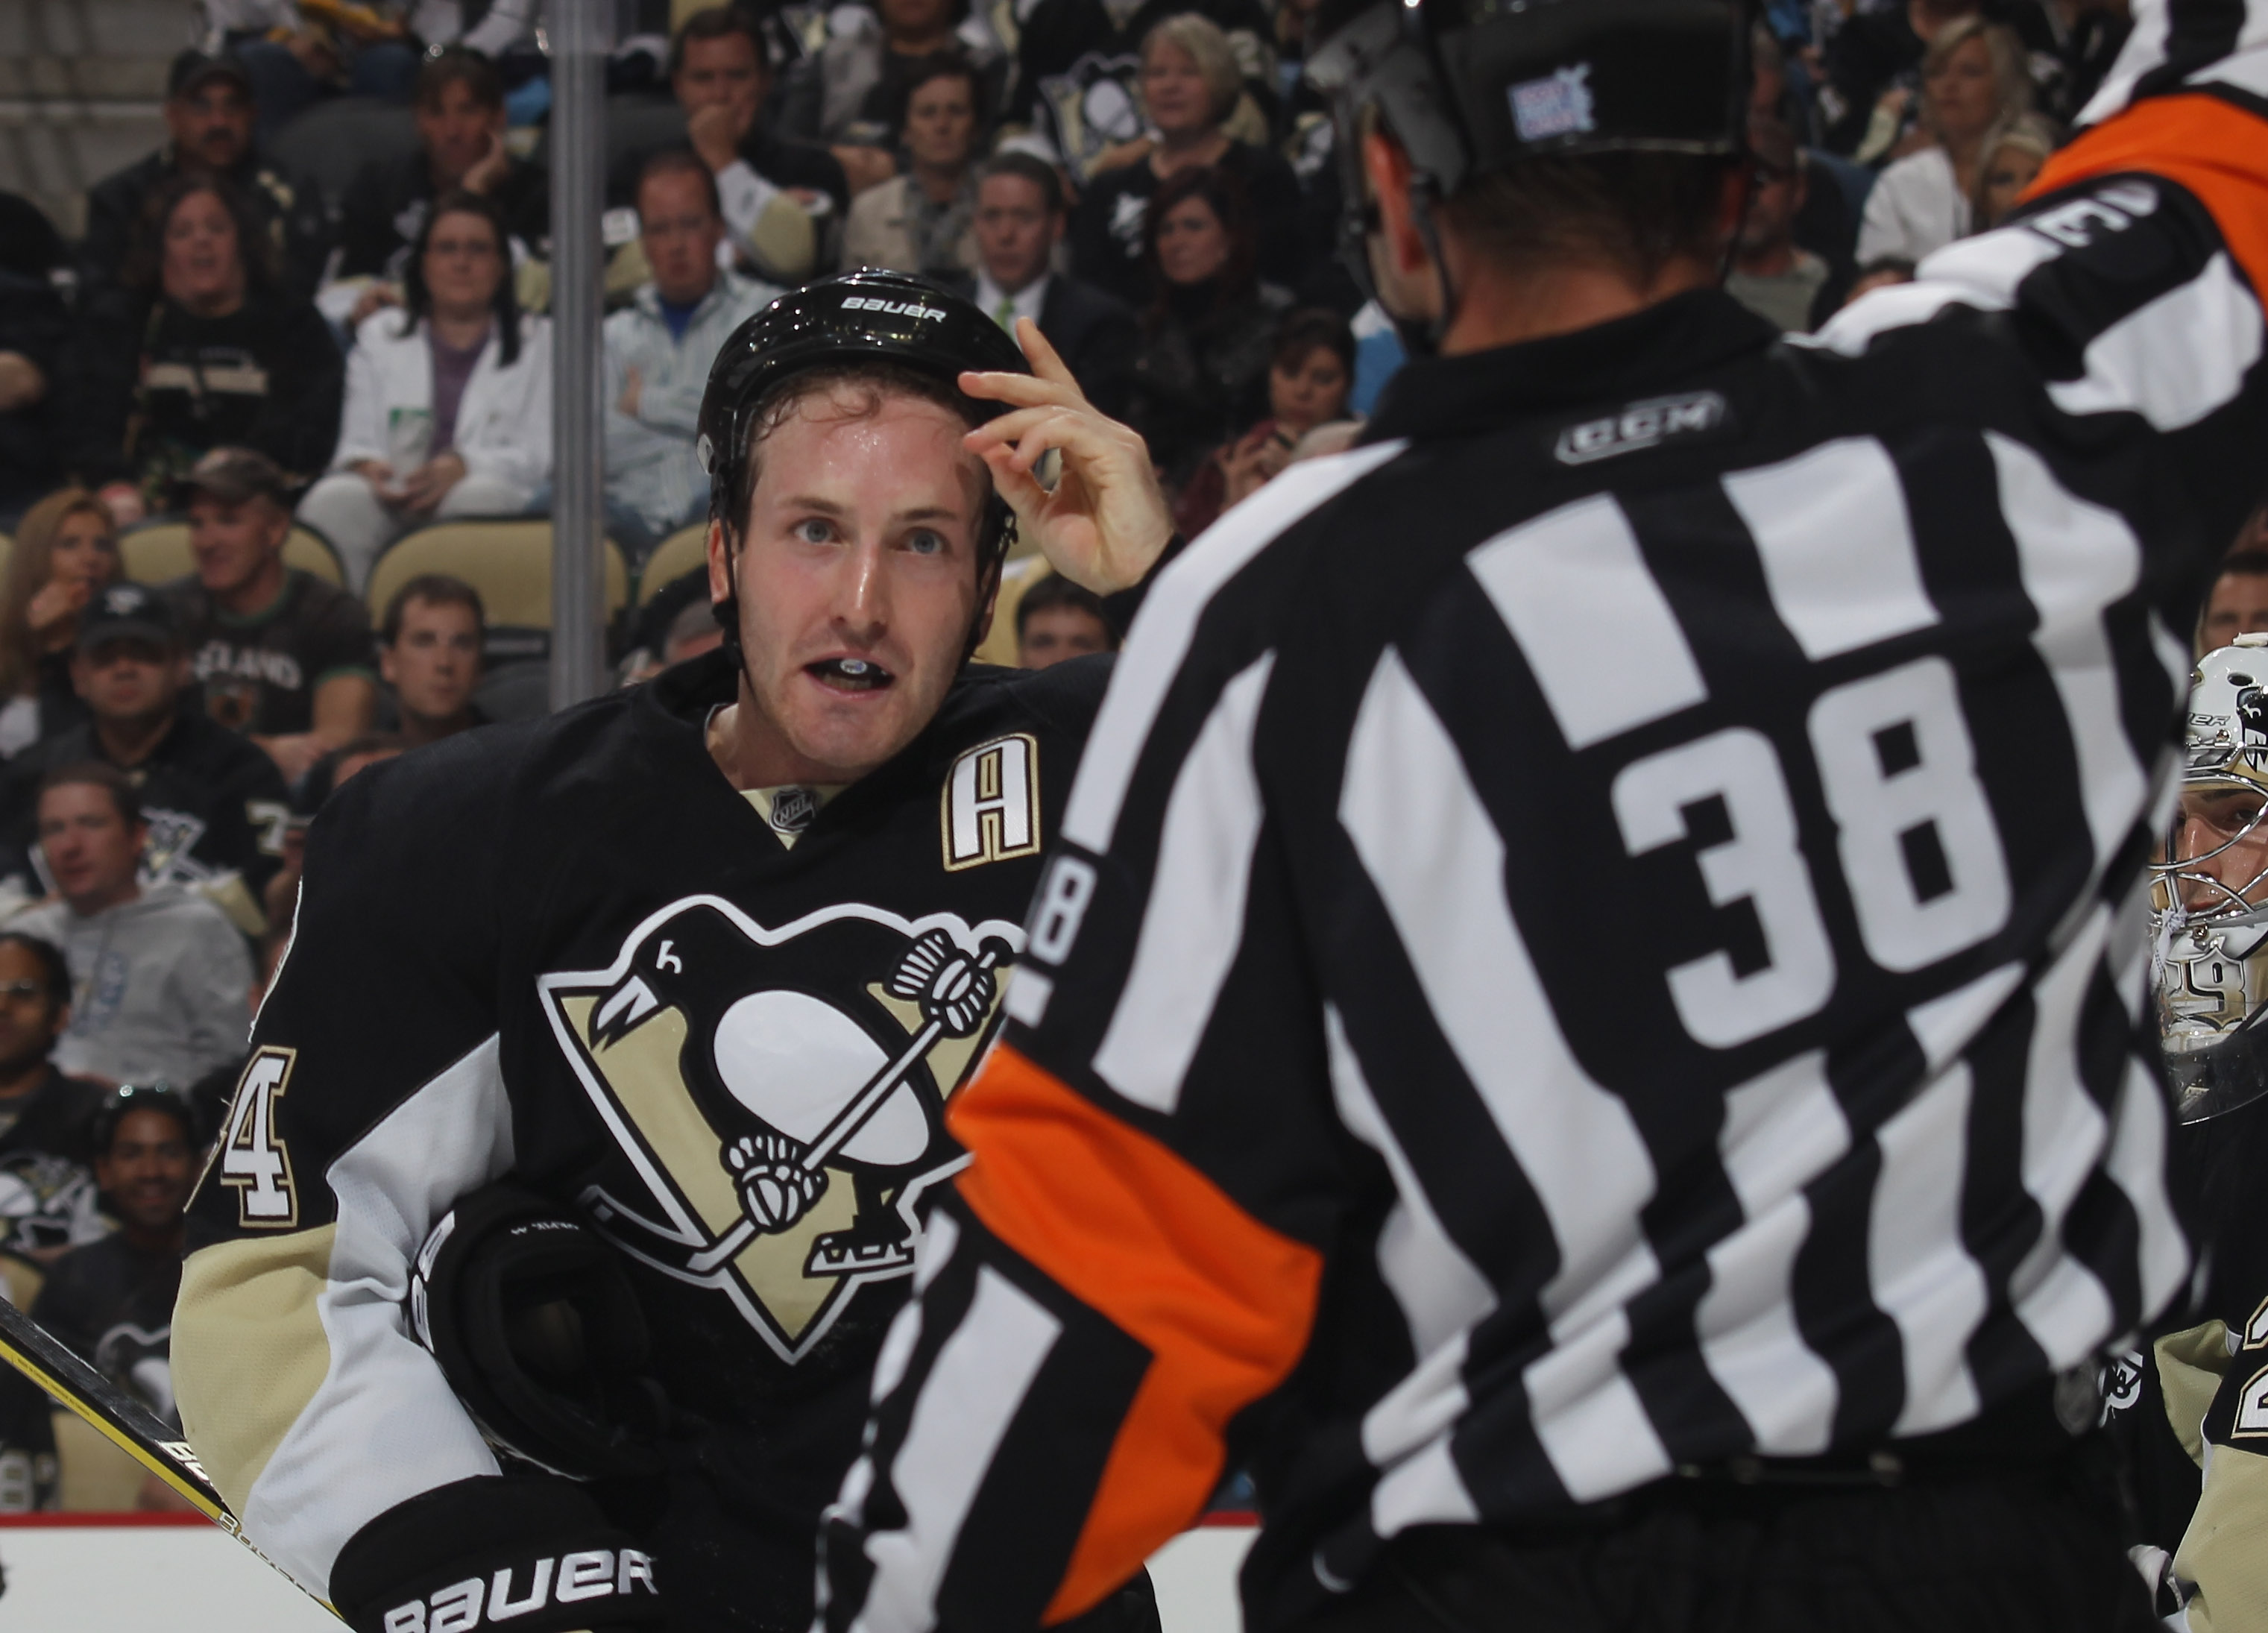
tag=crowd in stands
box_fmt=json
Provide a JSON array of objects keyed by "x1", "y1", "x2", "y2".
[{"x1": 0, "y1": 0, "x2": 2175, "y2": 1514}]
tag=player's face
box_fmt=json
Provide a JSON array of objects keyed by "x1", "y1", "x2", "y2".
[
  {"x1": 2172, "y1": 786, "x2": 2268, "y2": 911},
  {"x1": 72, "y1": 638, "x2": 181, "y2": 726},
  {"x1": 95, "y1": 1108, "x2": 195, "y2": 1235},
  {"x1": 36, "y1": 785, "x2": 145, "y2": 913},
  {"x1": 2202, "y1": 572, "x2": 2268, "y2": 649},
  {"x1": 381, "y1": 596, "x2": 482, "y2": 723},
  {"x1": 0, "y1": 942, "x2": 63, "y2": 1079},
  {"x1": 716, "y1": 387, "x2": 991, "y2": 783},
  {"x1": 188, "y1": 494, "x2": 287, "y2": 601},
  {"x1": 1018, "y1": 605, "x2": 1111, "y2": 669}
]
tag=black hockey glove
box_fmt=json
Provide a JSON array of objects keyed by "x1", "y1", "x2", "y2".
[
  {"x1": 330, "y1": 1473, "x2": 664, "y2": 1633},
  {"x1": 408, "y1": 1179, "x2": 667, "y2": 1480}
]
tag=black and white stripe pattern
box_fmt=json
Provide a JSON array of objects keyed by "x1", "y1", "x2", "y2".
[{"x1": 822, "y1": 20, "x2": 2268, "y2": 1630}]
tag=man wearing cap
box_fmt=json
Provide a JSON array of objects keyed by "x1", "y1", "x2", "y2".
[
  {"x1": 171, "y1": 271, "x2": 1173, "y2": 1633},
  {"x1": 0, "y1": 582, "x2": 290, "y2": 940},
  {"x1": 169, "y1": 448, "x2": 378, "y2": 784},
  {"x1": 78, "y1": 50, "x2": 328, "y2": 308}
]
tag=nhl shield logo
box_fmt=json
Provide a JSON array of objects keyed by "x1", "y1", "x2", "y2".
[{"x1": 538, "y1": 896, "x2": 1021, "y2": 1363}]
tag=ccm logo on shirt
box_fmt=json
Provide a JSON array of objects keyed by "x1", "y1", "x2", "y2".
[
  {"x1": 381, "y1": 1549, "x2": 657, "y2": 1632},
  {"x1": 841, "y1": 295, "x2": 948, "y2": 321},
  {"x1": 1552, "y1": 391, "x2": 1726, "y2": 466}
]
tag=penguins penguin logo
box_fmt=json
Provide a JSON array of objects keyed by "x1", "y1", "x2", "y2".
[{"x1": 540, "y1": 898, "x2": 1021, "y2": 1363}]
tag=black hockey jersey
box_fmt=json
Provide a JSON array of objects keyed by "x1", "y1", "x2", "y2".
[{"x1": 171, "y1": 646, "x2": 1113, "y2": 1629}]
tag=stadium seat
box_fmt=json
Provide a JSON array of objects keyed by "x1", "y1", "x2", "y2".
[
  {"x1": 121, "y1": 520, "x2": 346, "y2": 588},
  {"x1": 972, "y1": 554, "x2": 1051, "y2": 668},
  {"x1": 0, "y1": 534, "x2": 11, "y2": 585},
  {"x1": 269, "y1": 97, "x2": 420, "y2": 221},
  {"x1": 639, "y1": 523, "x2": 711, "y2": 605},
  {"x1": 54, "y1": 1410, "x2": 147, "y2": 1511},
  {"x1": 367, "y1": 521, "x2": 629, "y2": 664}
]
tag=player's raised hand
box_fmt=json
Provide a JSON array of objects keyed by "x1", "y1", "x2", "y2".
[{"x1": 959, "y1": 318, "x2": 1172, "y2": 596}]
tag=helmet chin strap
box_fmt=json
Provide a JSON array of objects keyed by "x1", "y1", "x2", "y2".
[{"x1": 1393, "y1": 174, "x2": 1459, "y2": 359}]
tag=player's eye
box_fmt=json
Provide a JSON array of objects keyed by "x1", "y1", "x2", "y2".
[
  {"x1": 795, "y1": 517, "x2": 834, "y2": 544},
  {"x1": 905, "y1": 529, "x2": 946, "y2": 556}
]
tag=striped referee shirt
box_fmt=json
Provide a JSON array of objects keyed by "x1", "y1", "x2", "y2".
[{"x1": 821, "y1": 15, "x2": 2268, "y2": 1629}]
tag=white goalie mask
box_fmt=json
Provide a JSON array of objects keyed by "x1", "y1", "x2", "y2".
[{"x1": 2152, "y1": 635, "x2": 2268, "y2": 1124}]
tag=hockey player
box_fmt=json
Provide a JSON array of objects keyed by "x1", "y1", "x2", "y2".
[
  {"x1": 2107, "y1": 636, "x2": 2268, "y2": 1625},
  {"x1": 816, "y1": 0, "x2": 2268, "y2": 1628},
  {"x1": 168, "y1": 271, "x2": 1172, "y2": 1633}
]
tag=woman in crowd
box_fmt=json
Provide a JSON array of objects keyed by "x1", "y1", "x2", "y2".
[
  {"x1": 297, "y1": 192, "x2": 551, "y2": 591},
  {"x1": 1172, "y1": 305, "x2": 1352, "y2": 535},
  {"x1": 842, "y1": 57, "x2": 986, "y2": 279},
  {"x1": 780, "y1": 0, "x2": 1008, "y2": 195},
  {"x1": 1121, "y1": 165, "x2": 1291, "y2": 494},
  {"x1": 1972, "y1": 112, "x2": 2058, "y2": 230},
  {"x1": 0, "y1": 488, "x2": 123, "y2": 758},
  {"x1": 1855, "y1": 17, "x2": 2031, "y2": 265},
  {"x1": 1069, "y1": 13, "x2": 1304, "y2": 306},
  {"x1": 63, "y1": 177, "x2": 341, "y2": 527}
]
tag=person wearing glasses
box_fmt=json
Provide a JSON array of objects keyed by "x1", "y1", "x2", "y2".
[{"x1": 296, "y1": 191, "x2": 552, "y2": 592}]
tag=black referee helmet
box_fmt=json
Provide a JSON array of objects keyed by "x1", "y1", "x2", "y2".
[{"x1": 1305, "y1": 0, "x2": 1753, "y2": 331}]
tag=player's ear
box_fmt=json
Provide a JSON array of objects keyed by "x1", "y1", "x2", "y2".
[{"x1": 706, "y1": 517, "x2": 734, "y2": 605}]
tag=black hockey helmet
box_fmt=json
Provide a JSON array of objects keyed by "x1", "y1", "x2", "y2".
[
  {"x1": 697, "y1": 268, "x2": 1028, "y2": 544},
  {"x1": 1305, "y1": 0, "x2": 1751, "y2": 330}
]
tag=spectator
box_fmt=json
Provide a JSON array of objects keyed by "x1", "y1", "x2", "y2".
[
  {"x1": 842, "y1": 58, "x2": 986, "y2": 280},
  {"x1": 1172, "y1": 305, "x2": 1351, "y2": 535},
  {"x1": 2200, "y1": 547, "x2": 2268, "y2": 652},
  {"x1": 63, "y1": 177, "x2": 343, "y2": 527},
  {"x1": 331, "y1": 47, "x2": 549, "y2": 309},
  {"x1": 1013, "y1": 573, "x2": 1117, "y2": 668},
  {"x1": 172, "y1": 448, "x2": 377, "y2": 783},
  {"x1": 781, "y1": 0, "x2": 1007, "y2": 193},
  {"x1": 0, "y1": 931, "x2": 112, "y2": 1264},
  {"x1": 2006, "y1": 0, "x2": 2131, "y2": 125},
  {"x1": 602, "y1": 153, "x2": 779, "y2": 557},
  {"x1": 32, "y1": 1087, "x2": 221, "y2": 1456},
  {"x1": 225, "y1": 4, "x2": 421, "y2": 144},
  {"x1": 1842, "y1": 254, "x2": 1919, "y2": 306},
  {"x1": 259, "y1": 731, "x2": 408, "y2": 943},
  {"x1": 0, "y1": 491, "x2": 125, "y2": 758},
  {"x1": 1009, "y1": 0, "x2": 1271, "y2": 133},
  {"x1": 0, "y1": 200, "x2": 69, "y2": 529},
  {"x1": 1121, "y1": 165, "x2": 1291, "y2": 491},
  {"x1": 10, "y1": 767, "x2": 254, "y2": 1090},
  {"x1": 1818, "y1": 0, "x2": 1981, "y2": 155},
  {"x1": 0, "y1": 582, "x2": 291, "y2": 935},
  {"x1": 299, "y1": 192, "x2": 552, "y2": 590},
  {"x1": 1726, "y1": 115, "x2": 1831, "y2": 333},
  {"x1": 658, "y1": 8, "x2": 849, "y2": 284},
  {"x1": 1974, "y1": 111, "x2": 2056, "y2": 227},
  {"x1": 377, "y1": 575, "x2": 486, "y2": 746},
  {"x1": 1068, "y1": 15, "x2": 1305, "y2": 306},
  {"x1": 1856, "y1": 19, "x2": 2032, "y2": 265},
  {"x1": 958, "y1": 153, "x2": 1138, "y2": 416},
  {"x1": 78, "y1": 51, "x2": 327, "y2": 309}
]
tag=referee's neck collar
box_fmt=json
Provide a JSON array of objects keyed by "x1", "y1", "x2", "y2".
[{"x1": 1364, "y1": 289, "x2": 1778, "y2": 446}]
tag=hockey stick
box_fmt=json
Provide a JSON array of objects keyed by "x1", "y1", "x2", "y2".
[{"x1": 0, "y1": 1292, "x2": 342, "y2": 1619}]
